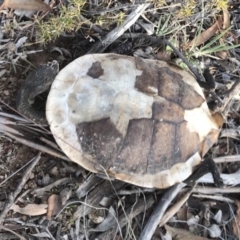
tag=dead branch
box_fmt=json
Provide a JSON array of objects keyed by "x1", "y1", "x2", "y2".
[
  {"x1": 139, "y1": 183, "x2": 186, "y2": 240},
  {"x1": 87, "y1": 4, "x2": 150, "y2": 53}
]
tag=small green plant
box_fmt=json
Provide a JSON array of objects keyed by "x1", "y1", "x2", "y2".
[
  {"x1": 177, "y1": 0, "x2": 197, "y2": 19},
  {"x1": 189, "y1": 28, "x2": 240, "y2": 58},
  {"x1": 156, "y1": 14, "x2": 179, "y2": 37},
  {"x1": 95, "y1": 11, "x2": 126, "y2": 29},
  {"x1": 115, "y1": 12, "x2": 126, "y2": 26},
  {"x1": 37, "y1": 0, "x2": 86, "y2": 43},
  {"x1": 151, "y1": 0, "x2": 166, "y2": 8},
  {"x1": 212, "y1": 0, "x2": 228, "y2": 10}
]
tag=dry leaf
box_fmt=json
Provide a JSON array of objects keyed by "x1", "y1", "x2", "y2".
[
  {"x1": 138, "y1": 19, "x2": 155, "y2": 35},
  {"x1": 223, "y1": 8, "x2": 230, "y2": 29},
  {"x1": 208, "y1": 224, "x2": 221, "y2": 238},
  {"x1": 197, "y1": 170, "x2": 240, "y2": 186},
  {"x1": 188, "y1": 17, "x2": 223, "y2": 48},
  {"x1": 0, "y1": 0, "x2": 51, "y2": 11},
  {"x1": 176, "y1": 204, "x2": 188, "y2": 224},
  {"x1": 215, "y1": 50, "x2": 228, "y2": 60},
  {"x1": 46, "y1": 194, "x2": 62, "y2": 220},
  {"x1": 99, "y1": 197, "x2": 114, "y2": 207},
  {"x1": 213, "y1": 210, "x2": 222, "y2": 224},
  {"x1": 160, "y1": 230, "x2": 172, "y2": 240},
  {"x1": 10, "y1": 203, "x2": 47, "y2": 216},
  {"x1": 165, "y1": 225, "x2": 211, "y2": 240},
  {"x1": 232, "y1": 200, "x2": 240, "y2": 238},
  {"x1": 15, "y1": 37, "x2": 28, "y2": 52}
]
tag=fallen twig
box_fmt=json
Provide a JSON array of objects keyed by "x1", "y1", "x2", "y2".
[
  {"x1": 87, "y1": 4, "x2": 150, "y2": 53},
  {"x1": 192, "y1": 194, "x2": 235, "y2": 203},
  {"x1": 159, "y1": 184, "x2": 196, "y2": 226},
  {"x1": 139, "y1": 182, "x2": 186, "y2": 240},
  {"x1": 3, "y1": 131, "x2": 69, "y2": 161},
  {"x1": 214, "y1": 155, "x2": 240, "y2": 163},
  {"x1": 192, "y1": 186, "x2": 240, "y2": 194},
  {"x1": 4, "y1": 218, "x2": 55, "y2": 240},
  {"x1": 0, "y1": 226, "x2": 26, "y2": 240},
  {"x1": 80, "y1": 15, "x2": 106, "y2": 36},
  {"x1": 31, "y1": 178, "x2": 72, "y2": 197}
]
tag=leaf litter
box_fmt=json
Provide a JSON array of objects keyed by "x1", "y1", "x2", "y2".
[{"x1": 0, "y1": 0, "x2": 240, "y2": 239}]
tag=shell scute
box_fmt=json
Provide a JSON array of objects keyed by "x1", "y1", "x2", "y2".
[
  {"x1": 158, "y1": 67, "x2": 205, "y2": 109},
  {"x1": 77, "y1": 118, "x2": 123, "y2": 170},
  {"x1": 152, "y1": 101, "x2": 184, "y2": 123},
  {"x1": 115, "y1": 119, "x2": 153, "y2": 174}
]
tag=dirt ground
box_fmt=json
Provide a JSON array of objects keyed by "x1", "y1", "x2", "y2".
[{"x1": 1, "y1": 1, "x2": 240, "y2": 239}]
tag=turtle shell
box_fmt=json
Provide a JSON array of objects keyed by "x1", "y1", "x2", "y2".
[{"x1": 46, "y1": 54, "x2": 223, "y2": 188}]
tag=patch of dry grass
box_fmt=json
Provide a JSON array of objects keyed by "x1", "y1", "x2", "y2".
[{"x1": 37, "y1": 0, "x2": 86, "y2": 43}]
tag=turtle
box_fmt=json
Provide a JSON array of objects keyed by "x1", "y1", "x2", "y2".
[
  {"x1": 43, "y1": 53, "x2": 224, "y2": 189},
  {"x1": 16, "y1": 54, "x2": 224, "y2": 188}
]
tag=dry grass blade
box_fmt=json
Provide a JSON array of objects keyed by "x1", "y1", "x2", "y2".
[
  {"x1": 165, "y1": 225, "x2": 211, "y2": 240},
  {"x1": 188, "y1": 17, "x2": 223, "y2": 48},
  {"x1": 0, "y1": 122, "x2": 24, "y2": 136},
  {"x1": 3, "y1": 131, "x2": 69, "y2": 161},
  {"x1": 0, "y1": 112, "x2": 29, "y2": 122},
  {"x1": 0, "y1": 226, "x2": 26, "y2": 240},
  {"x1": 97, "y1": 195, "x2": 155, "y2": 240},
  {"x1": 73, "y1": 181, "x2": 125, "y2": 220},
  {"x1": 4, "y1": 218, "x2": 55, "y2": 239},
  {"x1": 192, "y1": 194, "x2": 235, "y2": 203},
  {"x1": 0, "y1": 0, "x2": 51, "y2": 11},
  {"x1": 0, "y1": 107, "x2": 69, "y2": 160},
  {"x1": 31, "y1": 178, "x2": 72, "y2": 197},
  {"x1": 0, "y1": 153, "x2": 41, "y2": 224}
]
